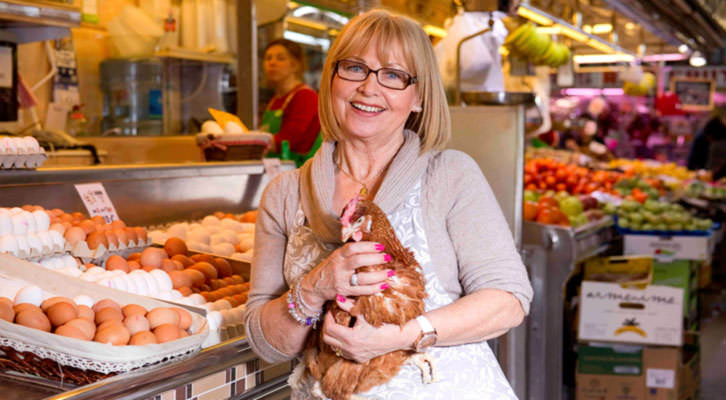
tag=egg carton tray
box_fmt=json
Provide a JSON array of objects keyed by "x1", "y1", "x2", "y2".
[
  {"x1": 0, "y1": 253, "x2": 209, "y2": 380},
  {"x1": 4, "y1": 236, "x2": 70, "y2": 261},
  {"x1": 72, "y1": 237, "x2": 153, "y2": 265},
  {"x1": 0, "y1": 151, "x2": 47, "y2": 169}
]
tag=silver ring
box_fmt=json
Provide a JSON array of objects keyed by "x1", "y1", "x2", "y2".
[{"x1": 350, "y1": 273, "x2": 359, "y2": 286}]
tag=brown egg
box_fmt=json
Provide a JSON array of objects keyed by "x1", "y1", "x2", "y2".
[
  {"x1": 127, "y1": 252, "x2": 141, "y2": 262},
  {"x1": 140, "y1": 247, "x2": 164, "y2": 269},
  {"x1": 146, "y1": 308, "x2": 179, "y2": 329},
  {"x1": 86, "y1": 231, "x2": 108, "y2": 250},
  {"x1": 134, "y1": 227, "x2": 148, "y2": 243},
  {"x1": 14, "y1": 303, "x2": 41, "y2": 314},
  {"x1": 213, "y1": 211, "x2": 225, "y2": 219},
  {"x1": 64, "y1": 226, "x2": 87, "y2": 246},
  {"x1": 0, "y1": 297, "x2": 15, "y2": 322},
  {"x1": 47, "y1": 302, "x2": 79, "y2": 327},
  {"x1": 240, "y1": 210, "x2": 257, "y2": 223},
  {"x1": 127, "y1": 260, "x2": 142, "y2": 271},
  {"x1": 60, "y1": 213, "x2": 74, "y2": 223},
  {"x1": 125, "y1": 228, "x2": 138, "y2": 244},
  {"x1": 199, "y1": 284, "x2": 211, "y2": 292},
  {"x1": 190, "y1": 254, "x2": 214, "y2": 263},
  {"x1": 122, "y1": 304, "x2": 147, "y2": 318},
  {"x1": 190, "y1": 262, "x2": 218, "y2": 281},
  {"x1": 77, "y1": 305, "x2": 94, "y2": 321},
  {"x1": 223, "y1": 296, "x2": 239, "y2": 307},
  {"x1": 178, "y1": 328, "x2": 189, "y2": 338},
  {"x1": 49, "y1": 223, "x2": 66, "y2": 234},
  {"x1": 124, "y1": 314, "x2": 150, "y2": 335},
  {"x1": 104, "y1": 231, "x2": 119, "y2": 248},
  {"x1": 94, "y1": 325, "x2": 130, "y2": 345},
  {"x1": 209, "y1": 279, "x2": 222, "y2": 290},
  {"x1": 233, "y1": 293, "x2": 248, "y2": 305},
  {"x1": 91, "y1": 215, "x2": 106, "y2": 225},
  {"x1": 129, "y1": 330, "x2": 157, "y2": 345},
  {"x1": 112, "y1": 228, "x2": 129, "y2": 246},
  {"x1": 164, "y1": 238, "x2": 188, "y2": 257},
  {"x1": 95, "y1": 223, "x2": 109, "y2": 232},
  {"x1": 64, "y1": 318, "x2": 96, "y2": 340},
  {"x1": 160, "y1": 259, "x2": 179, "y2": 273},
  {"x1": 153, "y1": 323, "x2": 180, "y2": 343},
  {"x1": 105, "y1": 255, "x2": 129, "y2": 272},
  {"x1": 55, "y1": 324, "x2": 89, "y2": 340},
  {"x1": 168, "y1": 270, "x2": 192, "y2": 289},
  {"x1": 78, "y1": 219, "x2": 97, "y2": 235},
  {"x1": 70, "y1": 211, "x2": 84, "y2": 219},
  {"x1": 16, "y1": 310, "x2": 51, "y2": 332},
  {"x1": 171, "y1": 254, "x2": 194, "y2": 268},
  {"x1": 183, "y1": 268, "x2": 206, "y2": 287},
  {"x1": 93, "y1": 299, "x2": 121, "y2": 313},
  {"x1": 40, "y1": 297, "x2": 73, "y2": 312},
  {"x1": 177, "y1": 286, "x2": 192, "y2": 296},
  {"x1": 95, "y1": 307, "x2": 123, "y2": 325},
  {"x1": 199, "y1": 292, "x2": 212, "y2": 302},
  {"x1": 212, "y1": 258, "x2": 233, "y2": 278},
  {"x1": 97, "y1": 319, "x2": 125, "y2": 332},
  {"x1": 231, "y1": 275, "x2": 245, "y2": 284},
  {"x1": 142, "y1": 265, "x2": 158, "y2": 272},
  {"x1": 110, "y1": 220, "x2": 126, "y2": 230}
]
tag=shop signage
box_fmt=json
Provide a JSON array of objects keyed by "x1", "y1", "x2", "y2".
[
  {"x1": 74, "y1": 182, "x2": 119, "y2": 223},
  {"x1": 665, "y1": 66, "x2": 726, "y2": 89}
]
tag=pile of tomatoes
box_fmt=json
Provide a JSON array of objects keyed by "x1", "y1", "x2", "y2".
[
  {"x1": 524, "y1": 158, "x2": 623, "y2": 195},
  {"x1": 523, "y1": 196, "x2": 570, "y2": 226}
]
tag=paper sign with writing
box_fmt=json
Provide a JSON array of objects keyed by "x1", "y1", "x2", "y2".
[
  {"x1": 74, "y1": 183, "x2": 119, "y2": 223},
  {"x1": 646, "y1": 368, "x2": 675, "y2": 389}
]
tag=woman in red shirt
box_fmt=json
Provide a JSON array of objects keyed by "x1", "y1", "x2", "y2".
[{"x1": 261, "y1": 39, "x2": 321, "y2": 167}]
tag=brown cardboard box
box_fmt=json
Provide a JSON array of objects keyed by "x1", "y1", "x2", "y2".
[{"x1": 576, "y1": 334, "x2": 699, "y2": 400}]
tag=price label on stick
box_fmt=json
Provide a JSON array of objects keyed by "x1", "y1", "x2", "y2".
[{"x1": 74, "y1": 183, "x2": 119, "y2": 223}]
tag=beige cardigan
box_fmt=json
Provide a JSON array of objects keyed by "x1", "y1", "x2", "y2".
[{"x1": 243, "y1": 130, "x2": 533, "y2": 363}]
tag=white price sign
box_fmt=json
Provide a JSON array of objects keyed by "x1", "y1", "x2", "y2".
[{"x1": 74, "y1": 183, "x2": 119, "y2": 223}]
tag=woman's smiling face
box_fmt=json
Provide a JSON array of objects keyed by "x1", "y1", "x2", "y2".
[{"x1": 331, "y1": 42, "x2": 420, "y2": 143}]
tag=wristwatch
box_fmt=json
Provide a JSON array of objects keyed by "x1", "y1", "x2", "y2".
[{"x1": 412, "y1": 315, "x2": 437, "y2": 352}]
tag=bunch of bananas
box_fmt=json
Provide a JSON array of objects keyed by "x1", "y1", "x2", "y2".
[
  {"x1": 608, "y1": 159, "x2": 693, "y2": 181},
  {"x1": 622, "y1": 72, "x2": 656, "y2": 96},
  {"x1": 504, "y1": 23, "x2": 571, "y2": 68}
]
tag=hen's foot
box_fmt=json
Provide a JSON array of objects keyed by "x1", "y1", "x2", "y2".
[{"x1": 408, "y1": 352, "x2": 437, "y2": 384}]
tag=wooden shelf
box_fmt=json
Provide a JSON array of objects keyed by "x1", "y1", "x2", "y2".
[
  {"x1": 155, "y1": 48, "x2": 236, "y2": 64},
  {"x1": 0, "y1": 0, "x2": 81, "y2": 43}
]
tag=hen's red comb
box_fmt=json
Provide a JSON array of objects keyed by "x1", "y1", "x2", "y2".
[{"x1": 340, "y1": 195, "x2": 360, "y2": 227}]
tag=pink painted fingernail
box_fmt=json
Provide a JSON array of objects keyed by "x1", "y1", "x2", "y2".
[
  {"x1": 383, "y1": 253, "x2": 392, "y2": 262},
  {"x1": 387, "y1": 269, "x2": 395, "y2": 277},
  {"x1": 336, "y1": 294, "x2": 346, "y2": 303},
  {"x1": 380, "y1": 283, "x2": 389, "y2": 290},
  {"x1": 375, "y1": 244, "x2": 385, "y2": 251}
]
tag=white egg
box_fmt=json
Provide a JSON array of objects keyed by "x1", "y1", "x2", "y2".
[
  {"x1": 0, "y1": 212, "x2": 12, "y2": 235},
  {"x1": 188, "y1": 223, "x2": 202, "y2": 231},
  {"x1": 206, "y1": 311, "x2": 222, "y2": 330},
  {"x1": 36, "y1": 231, "x2": 53, "y2": 251},
  {"x1": 122, "y1": 274, "x2": 138, "y2": 294},
  {"x1": 230, "y1": 252, "x2": 246, "y2": 260},
  {"x1": 32, "y1": 210, "x2": 50, "y2": 231},
  {"x1": 48, "y1": 230, "x2": 66, "y2": 250},
  {"x1": 11, "y1": 214, "x2": 28, "y2": 235},
  {"x1": 170, "y1": 290, "x2": 182, "y2": 299},
  {"x1": 148, "y1": 230, "x2": 168, "y2": 244},
  {"x1": 150, "y1": 269, "x2": 173, "y2": 292},
  {"x1": 220, "y1": 229, "x2": 238, "y2": 243},
  {"x1": 239, "y1": 223, "x2": 255, "y2": 233},
  {"x1": 231, "y1": 307, "x2": 245, "y2": 323},
  {"x1": 110, "y1": 276, "x2": 128, "y2": 291},
  {"x1": 62, "y1": 254, "x2": 78, "y2": 268},
  {"x1": 4, "y1": 138, "x2": 17, "y2": 154},
  {"x1": 0, "y1": 234, "x2": 19, "y2": 255},
  {"x1": 237, "y1": 234, "x2": 255, "y2": 252},
  {"x1": 155, "y1": 291, "x2": 173, "y2": 301},
  {"x1": 110, "y1": 270, "x2": 126, "y2": 277},
  {"x1": 96, "y1": 277, "x2": 113, "y2": 288},
  {"x1": 188, "y1": 293, "x2": 206, "y2": 305},
  {"x1": 73, "y1": 295, "x2": 94, "y2": 308},
  {"x1": 224, "y1": 121, "x2": 244, "y2": 134},
  {"x1": 58, "y1": 266, "x2": 82, "y2": 278},
  {"x1": 15, "y1": 235, "x2": 29, "y2": 256},
  {"x1": 23, "y1": 136, "x2": 40, "y2": 153},
  {"x1": 25, "y1": 233, "x2": 43, "y2": 255},
  {"x1": 9, "y1": 207, "x2": 22, "y2": 215},
  {"x1": 80, "y1": 274, "x2": 99, "y2": 282},
  {"x1": 14, "y1": 285, "x2": 43, "y2": 306},
  {"x1": 21, "y1": 211, "x2": 37, "y2": 233},
  {"x1": 188, "y1": 242, "x2": 211, "y2": 253},
  {"x1": 211, "y1": 243, "x2": 235, "y2": 257},
  {"x1": 209, "y1": 233, "x2": 227, "y2": 245},
  {"x1": 49, "y1": 223, "x2": 66, "y2": 235},
  {"x1": 201, "y1": 120, "x2": 223, "y2": 134},
  {"x1": 214, "y1": 299, "x2": 232, "y2": 310},
  {"x1": 142, "y1": 273, "x2": 160, "y2": 294},
  {"x1": 167, "y1": 224, "x2": 188, "y2": 240},
  {"x1": 201, "y1": 216, "x2": 221, "y2": 227},
  {"x1": 220, "y1": 218, "x2": 241, "y2": 230},
  {"x1": 220, "y1": 309, "x2": 232, "y2": 326},
  {"x1": 128, "y1": 272, "x2": 149, "y2": 296},
  {"x1": 187, "y1": 229, "x2": 210, "y2": 245},
  {"x1": 86, "y1": 266, "x2": 106, "y2": 275},
  {"x1": 243, "y1": 249, "x2": 254, "y2": 257}
]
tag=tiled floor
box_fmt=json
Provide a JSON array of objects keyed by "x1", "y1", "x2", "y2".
[{"x1": 699, "y1": 287, "x2": 726, "y2": 400}]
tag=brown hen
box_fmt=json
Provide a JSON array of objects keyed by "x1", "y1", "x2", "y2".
[{"x1": 297, "y1": 196, "x2": 434, "y2": 400}]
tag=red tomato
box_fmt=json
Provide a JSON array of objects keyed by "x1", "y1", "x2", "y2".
[{"x1": 523, "y1": 201, "x2": 538, "y2": 221}]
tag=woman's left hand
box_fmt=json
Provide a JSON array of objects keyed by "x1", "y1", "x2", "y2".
[{"x1": 321, "y1": 297, "x2": 409, "y2": 363}]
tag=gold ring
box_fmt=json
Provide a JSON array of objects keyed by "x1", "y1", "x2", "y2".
[{"x1": 334, "y1": 348, "x2": 343, "y2": 357}]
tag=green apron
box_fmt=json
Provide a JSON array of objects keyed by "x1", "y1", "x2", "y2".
[{"x1": 260, "y1": 85, "x2": 322, "y2": 168}]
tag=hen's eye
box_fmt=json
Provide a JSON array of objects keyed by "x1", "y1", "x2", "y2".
[{"x1": 355, "y1": 216, "x2": 366, "y2": 225}]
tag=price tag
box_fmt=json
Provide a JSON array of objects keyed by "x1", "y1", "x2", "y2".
[
  {"x1": 263, "y1": 158, "x2": 282, "y2": 180},
  {"x1": 74, "y1": 183, "x2": 119, "y2": 223},
  {"x1": 646, "y1": 368, "x2": 675, "y2": 389}
]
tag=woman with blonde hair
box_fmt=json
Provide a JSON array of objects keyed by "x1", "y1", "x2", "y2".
[{"x1": 244, "y1": 9, "x2": 532, "y2": 399}]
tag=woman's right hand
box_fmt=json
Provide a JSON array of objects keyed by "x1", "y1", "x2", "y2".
[{"x1": 299, "y1": 241, "x2": 392, "y2": 310}]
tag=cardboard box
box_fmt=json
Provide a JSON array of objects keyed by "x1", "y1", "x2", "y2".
[
  {"x1": 578, "y1": 281, "x2": 683, "y2": 346},
  {"x1": 696, "y1": 260, "x2": 712, "y2": 289},
  {"x1": 623, "y1": 233, "x2": 713, "y2": 261},
  {"x1": 577, "y1": 337, "x2": 700, "y2": 400},
  {"x1": 652, "y1": 260, "x2": 698, "y2": 322},
  {"x1": 584, "y1": 256, "x2": 653, "y2": 288}
]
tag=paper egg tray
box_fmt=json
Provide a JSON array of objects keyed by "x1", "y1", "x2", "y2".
[
  {"x1": 0, "y1": 253, "x2": 209, "y2": 384},
  {"x1": 72, "y1": 237, "x2": 153, "y2": 265},
  {"x1": 0, "y1": 151, "x2": 47, "y2": 169}
]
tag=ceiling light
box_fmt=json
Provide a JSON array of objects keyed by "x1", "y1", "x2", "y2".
[
  {"x1": 689, "y1": 51, "x2": 706, "y2": 67},
  {"x1": 574, "y1": 54, "x2": 635, "y2": 64},
  {"x1": 678, "y1": 44, "x2": 689, "y2": 53},
  {"x1": 557, "y1": 24, "x2": 589, "y2": 42},
  {"x1": 423, "y1": 25, "x2": 447, "y2": 38},
  {"x1": 536, "y1": 26, "x2": 561, "y2": 34},
  {"x1": 583, "y1": 25, "x2": 592, "y2": 34},
  {"x1": 592, "y1": 24, "x2": 613, "y2": 34},
  {"x1": 587, "y1": 39, "x2": 615, "y2": 53},
  {"x1": 517, "y1": 5, "x2": 553, "y2": 26},
  {"x1": 625, "y1": 22, "x2": 636, "y2": 31}
]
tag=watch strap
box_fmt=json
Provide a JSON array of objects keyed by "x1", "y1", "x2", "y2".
[{"x1": 416, "y1": 315, "x2": 435, "y2": 334}]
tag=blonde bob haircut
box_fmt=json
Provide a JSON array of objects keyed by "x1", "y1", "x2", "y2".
[{"x1": 318, "y1": 9, "x2": 451, "y2": 152}]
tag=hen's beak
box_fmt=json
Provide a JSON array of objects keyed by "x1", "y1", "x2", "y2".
[{"x1": 341, "y1": 215, "x2": 372, "y2": 242}]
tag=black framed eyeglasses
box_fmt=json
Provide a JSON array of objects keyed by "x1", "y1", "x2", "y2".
[{"x1": 334, "y1": 59, "x2": 417, "y2": 90}]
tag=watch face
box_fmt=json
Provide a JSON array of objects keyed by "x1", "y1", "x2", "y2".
[{"x1": 416, "y1": 333, "x2": 437, "y2": 351}]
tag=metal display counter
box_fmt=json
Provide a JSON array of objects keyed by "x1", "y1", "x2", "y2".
[
  {"x1": 0, "y1": 161, "x2": 296, "y2": 400},
  {"x1": 521, "y1": 218, "x2": 616, "y2": 400}
]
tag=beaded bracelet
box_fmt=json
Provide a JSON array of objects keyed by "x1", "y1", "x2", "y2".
[
  {"x1": 294, "y1": 278, "x2": 319, "y2": 316},
  {"x1": 286, "y1": 279, "x2": 321, "y2": 328}
]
